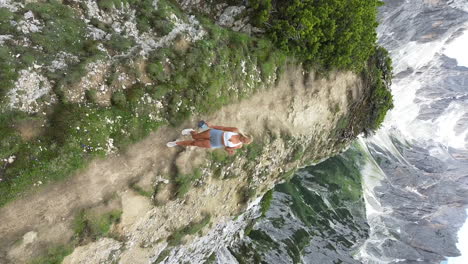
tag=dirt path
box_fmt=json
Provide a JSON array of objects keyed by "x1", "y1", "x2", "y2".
[{"x1": 0, "y1": 66, "x2": 363, "y2": 263}]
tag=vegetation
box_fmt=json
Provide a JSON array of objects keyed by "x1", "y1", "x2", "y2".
[
  {"x1": 130, "y1": 182, "x2": 153, "y2": 198},
  {"x1": 173, "y1": 168, "x2": 202, "y2": 199},
  {"x1": 249, "y1": 0, "x2": 383, "y2": 71},
  {"x1": 204, "y1": 253, "x2": 217, "y2": 264},
  {"x1": 0, "y1": 0, "x2": 285, "y2": 207},
  {"x1": 73, "y1": 209, "x2": 122, "y2": 242},
  {"x1": 362, "y1": 46, "x2": 394, "y2": 133},
  {"x1": 29, "y1": 208, "x2": 122, "y2": 263},
  {"x1": 259, "y1": 189, "x2": 273, "y2": 217},
  {"x1": 29, "y1": 245, "x2": 73, "y2": 264},
  {"x1": 166, "y1": 213, "x2": 211, "y2": 246}
]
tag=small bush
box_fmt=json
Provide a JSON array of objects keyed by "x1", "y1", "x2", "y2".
[
  {"x1": 106, "y1": 34, "x2": 135, "y2": 53},
  {"x1": 147, "y1": 62, "x2": 167, "y2": 82},
  {"x1": 126, "y1": 86, "x2": 145, "y2": 104},
  {"x1": 111, "y1": 91, "x2": 127, "y2": 108},
  {"x1": 252, "y1": 0, "x2": 382, "y2": 70},
  {"x1": 248, "y1": 0, "x2": 272, "y2": 26},
  {"x1": 363, "y1": 46, "x2": 394, "y2": 133},
  {"x1": 85, "y1": 89, "x2": 98, "y2": 104}
]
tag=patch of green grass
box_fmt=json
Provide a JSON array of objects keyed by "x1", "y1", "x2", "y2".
[
  {"x1": 130, "y1": 183, "x2": 153, "y2": 198},
  {"x1": 111, "y1": 91, "x2": 127, "y2": 108},
  {"x1": 166, "y1": 213, "x2": 211, "y2": 246},
  {"x1": 29, "y1": 245, "x2": 73, "y2": 264},
  {"x1": 245, "y1": 143, "x2": 263, "y2": 161},
  {"x1": 173, "y1": 168, "x2": 202, "y2": 199},
  {"x1": 147, "y1": 61, "x2": 168, "y2": 83},
  {"x1": 259, "y1": 190, "x2": 273, "y2": 217},
  {"x1": 281, "y1": 169, "x2": 295, "y2": 182},
  {"x1": 73, "y1": 209, "x2": 122, "y2": 242}
]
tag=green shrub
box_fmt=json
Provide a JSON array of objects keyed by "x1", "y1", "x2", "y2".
[
  {"x1": 147, "y1": 62, "x2": 167, "y2": 82},
  {"x1": 111, "y1": 91, "x2": 127, "y2": 108},
  {"x1": 248, "y1": 0, "x2": 272, "y2": 26},
  {"x1": 126, "y1": 86, "x2": 145, "y2": 104},
  {"x1": 363, "y1": 46, "x2": 394, "y2": 133},
  {"x1": 85, "y1": 90, "x2": 98, "y2": 104},
  {"x1": 106, "y1": 34, "x2": 135, "y2": 53},
  {"x1": 253, "y1": 0, "x2": 382, "y2": 70}
]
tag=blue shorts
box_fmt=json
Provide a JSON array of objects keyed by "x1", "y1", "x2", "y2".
[{"x1": 209, "y1": 129, "x2": 224, "y2": 148}]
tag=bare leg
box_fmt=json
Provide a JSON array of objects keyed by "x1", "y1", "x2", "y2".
[
  {"x1": 176, "y1": 140, "x2": 211, "y2": 148},
  {"x1": 190, "y1": 129, "x2": 211, "y2": 140}
]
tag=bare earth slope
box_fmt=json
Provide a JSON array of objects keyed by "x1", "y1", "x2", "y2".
[{"x1": 0, "y1": 66, "x2": 364, "y2": 263}]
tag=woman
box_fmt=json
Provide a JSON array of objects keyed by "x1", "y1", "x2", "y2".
[{"x1": 167, "y1": 122, "x2": 252, "y2": 155}]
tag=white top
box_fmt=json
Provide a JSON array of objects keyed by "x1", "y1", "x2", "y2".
[{"x1": 224, "y1": 132, "x2": 242, "y2": 148}]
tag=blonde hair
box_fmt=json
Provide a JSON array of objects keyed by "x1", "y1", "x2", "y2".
[{"x1": 239, "y1": 133, "x2": 253, "y2": 144}]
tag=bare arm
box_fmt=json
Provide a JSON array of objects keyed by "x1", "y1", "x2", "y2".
[
  {"x1": 207, "y1": 123, "x2": 239, "y2": 133},
  {"x1": 225, "y1": 145, "x2": 242, "y2": 155}
]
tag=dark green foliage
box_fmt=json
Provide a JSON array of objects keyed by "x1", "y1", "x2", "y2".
[
  {"x1": 106, "y1": 34, "x2": 135, "y2": 53},
  {"x1": 0, "y1": 112, "x2": 27, "y2": 158},
  {"x1": 125, "y1": 86, "x2": 145, "y2": 104},
  {"x1": 260, "y1": 190, "x2": 273, "y2": 217},
  {"x1": 131, "y1": 0, "x2": 178, "y2": 34},
  {"x1": 363, "y1": 46, "x2": 394, "y2": 133},
  {"x1": 0, "y1": 47, "x2": 18, "y2": 102},
  {"x1": 0, "y1": 7, "x2": 16, "y2": 34},
  {"x1": 147, "y1": 62, "x2": 167, "y2": 82},
  {"x1": 97, "y1": 0, "x2": 119, "y2": 11},
  {"x1": 248, "y1": 0, "x2": 272, "y2": 26},
  {"x1": 166, "y1": 213, "x2": 211, "y2": 246},
  {"x1": 251, "y1": 0, "x2": 382, "y2": 70}
]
